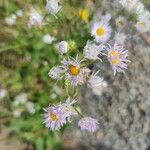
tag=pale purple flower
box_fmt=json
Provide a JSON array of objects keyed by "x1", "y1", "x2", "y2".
[
  {"x1": 61, "y1": 58, "x2": 90, "y2": 86},
  {"x1": 48, "y1": 66, "x2": 64, "y2": 80},
  {"x1": 46, "y1": 0, "x2": 61, "y2": 16},
  {"x1": 114, "y1": 32, "x2": 126, "y2": 45},
  {"x1": 28, "y1": 8, "x2": 43, "y2": 28},
  {"x1": 83, "y1": 41, "x2": 105, "y2": 60},
  {"x1": 57, "y1": 41, "x2": 68, "y2": 55},
  {"x1": 88, "y1": 72, "x2": 107, "y2": 96},
  {"x1": 105, "y1": 43, "x2": 130, "y2": 75},
  {"x1": 78, "y1": 117, "x2": 99, "y2": 132},
  {"x1": 43, "y1": 98, "x2": 75, "y2": 130}
]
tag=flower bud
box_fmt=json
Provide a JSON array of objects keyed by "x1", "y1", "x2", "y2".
[{"x1": 58, "y1": 41, "x2": 68, "y2": 55}]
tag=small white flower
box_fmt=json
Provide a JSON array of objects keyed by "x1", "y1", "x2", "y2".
[
  {"x1": 0, "y1": 89, "x2": 7, "y2": 100},
  {"x1": 26, "y1": 102, "x2": 35, "y2": 114},
  {"x1": 57, "y1": 41, "x2": 68, "y2": 55},
  {"x1": 48, "y1": 67, "x2": 64, "y2": 79},
  {"x1": 83, "y1": 41, "x2": 104, "y2": 60},
  {"x1": 91, "y1": 19, "x2": 111, "y2": 43},
  {"x1": 135, "y1": 11, "x2": 150, "y2": 33},
  {"x1": 88, "y1": 72, "x2": 107, "y2": 96},
  {"x1": 46, "y1": 0, "x2": 61, "y2": 15},
  {"x1": 28, "y1": 8, "x2": 43, "y2": 28},
  {"x1": 16, "y1": 10, "x2": 23, "y2": 17},
  {"x1": 13, "y1": 110, "x2": 21, "y2": 118},
  {"x1": 115, "y1": 32, "x2": 126, "y2": 45},
  {"x1": 42, "y1": 34, "x2": 55, "y2": 44},
  {"x1": 119, "y1": 0, "x2": 144, "y2": 14},
  {"x1": 13, "y1": 93, "x2": 27, "y2": 106},
  {"x1": 115, "y1": 16, "x2": 126, "y2": 28},
  {"x1": 5, "y1": 14, "x2": 16, "y2": 26}
]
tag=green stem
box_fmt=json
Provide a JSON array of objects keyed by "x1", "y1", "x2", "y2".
[
  {"x1": 0, "y1": 45, "x2": 21, "y2": 53},
  {"x1": 74, "y1": 106, "x2": 84, "y2": 117}
]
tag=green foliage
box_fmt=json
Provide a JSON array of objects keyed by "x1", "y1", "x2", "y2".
[{"x1": 0, "y1": 0, "x2": 91, "y2": 149}]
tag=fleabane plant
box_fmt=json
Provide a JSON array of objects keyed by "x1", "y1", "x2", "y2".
[
  {"x1": 44, "y1": 19, "x2": 130, "y2": 133},
  {"x1": 38, "y1": 1, "x2": 131, "y2": 133}
]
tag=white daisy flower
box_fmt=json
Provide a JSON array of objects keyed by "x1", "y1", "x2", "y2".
[
  {"x1": 83, "y1": 41, "x2": 105, "y2": 60},
  {"x1": 136, "y1": 11, "x2": 150, "y2": 33},
  {"x1": 46, "y1": 0, "x2": 61, "y2": 16},
  {"x1": 42, "y1": 34, "x2": 55, "y2": 44},
  {"x1": 114, "y1": 32, "x2": 126, "y2": 45},
  {"x1": 91, "y1": 19, "x2": 111, "y2": 43},
  {"x1": 5, "y1": 14, "x2": 16, "y2": 26},
  {"x1": 28, "y1": 8, "x2": 43, "y2": 28},
  {"x1": 88, "y1": 72, "x2": 107, "y2": 96}
]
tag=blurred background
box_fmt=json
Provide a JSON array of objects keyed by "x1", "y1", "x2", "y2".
[{"x1": 0, "y1": 0, "x2": 150, "y2": 150}]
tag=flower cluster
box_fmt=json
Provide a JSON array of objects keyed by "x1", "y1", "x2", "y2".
[
  {"x1": 45, "y1": 11, "x2": 130, "y2": 132},
  {"x1": 119, "y1": 0, "x2": 150, "y2": 33},
  {"x1": 6, "y1": 0, "x2": 131, "y2": 133}
]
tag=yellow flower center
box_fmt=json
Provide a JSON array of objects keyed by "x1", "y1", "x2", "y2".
[
  {"x1": 96, "y1": 27, "x2": 105, "y2": 36},
  {"x1": 68, "y1": 65, "x2": 80, "y2": 76},
  {"x1": 50, "y1": 113, "x2": 58, "y2": 121},
  {"x1": 138, "y1": 21, "x2": 146, "y2": 27},
  {"x1": 79, "y1": 9, "x2": 89, "y2": 22},
  {"x1": 108, "y1": 50, "x2": 121, "y2": 65}
]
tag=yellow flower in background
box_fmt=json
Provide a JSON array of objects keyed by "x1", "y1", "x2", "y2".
[{"x1": 78, "y1": 9, "x2": 89, "y2": 22}]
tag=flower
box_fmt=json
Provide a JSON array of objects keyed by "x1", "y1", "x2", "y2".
[
  {"x1": 57, "y1": 41, "x2": 68, "y2": 55},
  {"x1": 119, "y1": 0, "x2": 144, "y2": 14},
  {"x1": 5, "y1": 14, "x2": 16, "y2": 26},
  {"x1": 78, "y1": 9, "x2": 89, "y2": 22},
  {"x1": 91, "y1": 19, "x2": 111, "y2": 43},
  {"x1": 26, "y1": 102, "x2": 35, "y2": 114},
  {"x1": 16, "y1": 10, "x2": 23, "y2": 17},
  {"x1": 61, "y1": 58, "x2": 90, "y2": 86},
  {"x1": 78, "y1": 117, "x2": 99, "y2": 132},
  {"x1": 42, "y1": 34, "x2": 55, "y2": 44},
  {"x1": 106, "y1": 43, "x2": 130, "y2": 75},
  {"x1": 43, "y1": 98, "x2": 75, "y2": 130},
  {"x1": 13, "y1": 93, "x2": 27, "y2": 106},
  {"x1": 48, "y1": 67, "x2": 64, "y2": 80},
  {"x1": 83, "y1": 41, "x2": 105, "y2": 60},
  {"x1": 13, "y1": 110, "x2": 21, "y2": 118},
  {"x1": 115, "y1": 16, "x2": 126, "y2": 29},
  {"x1": 46, "y1": 0, "x2": 61, "y2": 15},
  {"x1": 114, "y1": 32, "x2": 126, "y2": 45},
  {"x1": 135, "y1": 11, "x2": 150, "y2": 33},
  {"x1": 0, "y1": 88, "x2": 7, "y2": 100},
  {"x1": 88, "y1": 72, "x2": 107, "y2": 96},
  {"x1": 28, "y1": 8, "x2": 43, "y2": 28}
]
